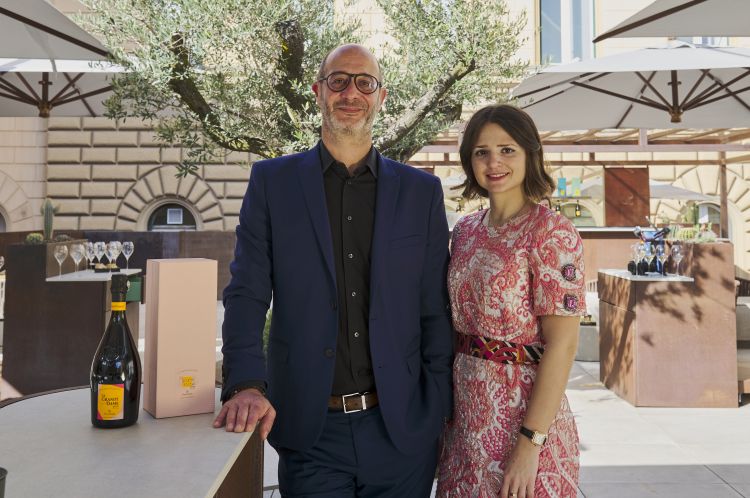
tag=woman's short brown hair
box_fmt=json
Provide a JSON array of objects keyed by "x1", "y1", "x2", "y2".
[{"x1": 459, "y1": 104, "x2": 554, "y2": 202}]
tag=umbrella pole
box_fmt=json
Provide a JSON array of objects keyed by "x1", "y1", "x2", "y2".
[{"x1": 720, "y1": 152, "x2": 728, "y2": 238}]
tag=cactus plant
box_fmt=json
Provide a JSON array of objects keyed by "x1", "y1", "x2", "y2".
[
  {"x1": 676, "y1": 227, "x2": 698, "y2": 241},
  {"x1": 40, "y1": 199, "x2": 58, "y2": 241},
  {"x1": 24, "y1": 232, "x2": 44, "y2": 245}
]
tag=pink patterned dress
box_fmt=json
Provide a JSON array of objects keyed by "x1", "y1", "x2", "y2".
[{"x1": 436, "y1": 203, "x2": 585, "y2": 498}]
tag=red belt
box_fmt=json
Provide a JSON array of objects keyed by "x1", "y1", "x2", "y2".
[{"x1": 457, "y1": 334, "x2": 544, "y2": 364}]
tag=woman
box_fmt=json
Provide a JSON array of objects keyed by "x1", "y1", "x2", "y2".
[{"x1": 436, "y1": 104, "x2": 584, "y2": 498}]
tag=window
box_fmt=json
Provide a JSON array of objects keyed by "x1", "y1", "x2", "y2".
[
  {"x1": 697, "y1": 202, "x2": 731, "y2": 239},
  {"x1": 540, "y1": 0, "x2": 593, "y2": 64},
  {"x1": 147, "y1": 203, "x2": 197, "y2": 231}
]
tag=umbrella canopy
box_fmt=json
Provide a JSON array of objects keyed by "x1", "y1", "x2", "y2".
[
  {"x1": 0, "y1": 58, "x2": 124, "y2": 117},
  {"x1": 593, "y1": 0, "x2": 750, "y2": 43},
  {"x1": 569, "y1": 177, "x2": 718, "y2": 202},
  {"x1": 0, "y1": 0, "x2": 108, "y2": 61},
  {"x1": 512, "y1": 42, "x2": 750, "y2": 130}
]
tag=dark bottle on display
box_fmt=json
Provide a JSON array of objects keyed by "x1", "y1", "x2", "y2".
[{"x1": 90, "y1": 274, "x2": 141, "y2": 428}]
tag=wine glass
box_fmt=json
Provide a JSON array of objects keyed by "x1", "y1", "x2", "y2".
[
  {"x1": 94, "y1": 241, "x2": 106, "y2": 267},
  {"x1": 644, "y1": 243, "x2": 656, "y2": 273},
  {"x1": 53, "y1": 244, "x2": 68, "y2": 277},
  {"x1": 70, "y1": 243, "x2": 84, "y2": 273},
  {"x1": 656, "y1": 244, "x2": 668, "y2": 275},
  {"x1": 122, "y1": 241, "x2": 134, "y2": 270},
  {"x1": 107, "y1": 241, "x2": 122, "y2": 269},
  {"x1": 671, "y1": 244, "x2": 684, "y2": 276},
  {"x1": 0, "y1": 255, "x2": 4, "y2": 272},
  {"x1": 86, "y1": 242, "x2": 95, "y2": 270}
]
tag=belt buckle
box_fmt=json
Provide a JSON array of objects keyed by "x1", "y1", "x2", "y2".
[{"x1": 342, "y1": 392, "x2": 366, "y2": 414}]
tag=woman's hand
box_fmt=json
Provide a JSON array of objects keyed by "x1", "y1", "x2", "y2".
[{"x1": 499, "y1": 437, "x2": 541, "y2": 498}]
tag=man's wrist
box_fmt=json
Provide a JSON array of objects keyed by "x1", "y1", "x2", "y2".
[{"x1": 230, "y1": 386, "x2": 266, "y2": 399}]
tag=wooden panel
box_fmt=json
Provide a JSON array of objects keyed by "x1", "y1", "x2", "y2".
[
  {"x1": 214, "y1": 430, "x2": 264, "y2": 498},
  {"x1": 598, "y1": 271, "x2": 635, "y2": 311},
  {"x1": 599, "y1": 301, "x2": 636, "y2": 405},
  {"x1": 604, "y1": 168, "x2": 650, "y2": 227}
]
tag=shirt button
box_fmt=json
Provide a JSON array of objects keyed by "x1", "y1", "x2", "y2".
[
  {"x1": 346, "y1": 180, "x2": 353, "y2": 185},
  {"x1": 351, "y1": 291, "x2": 357, "y2": 297},
  {"x1": 324, "y1": 348, "x2": 334, "y2": 358},
  {"x1": 346, "y1": 215, "x2": 353, "y2": 221},
  {"x1": 347, "y1": 253, "x2": 354, "y2": 259},
  {"x1": 353, "y1": 331, "x2": 360, "y2": 338}
]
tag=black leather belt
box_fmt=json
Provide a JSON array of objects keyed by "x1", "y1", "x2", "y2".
[{"x1": 328, "y1": 392, "x2": 378, "y2": 413}]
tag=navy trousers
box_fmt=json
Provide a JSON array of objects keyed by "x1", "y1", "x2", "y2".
[{"x1": 275, "y1": 407, "x2": 438, "y2": 497}]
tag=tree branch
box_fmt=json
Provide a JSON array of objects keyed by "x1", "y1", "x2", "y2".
[
  {"x1": 273, "y1": 19, "x2": 307, "y2": 115},
  {"x1": 375, "y1": 58, "x2": 476, "y2": 153},
  {"x1": 381, "y1": 99, "x2": 462, "y2": 162},
  {"x1": 168, "y1": 33, "x2": 277, "y2": 157}
]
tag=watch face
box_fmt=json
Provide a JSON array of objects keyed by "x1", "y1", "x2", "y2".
[{"x1": 532, "y1": 433, "x2": 547, "y2": 446}]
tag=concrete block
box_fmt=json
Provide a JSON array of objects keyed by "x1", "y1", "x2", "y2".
[
  {"x1": 117, "y1": 117, "x2": 152, "y2": 130},
  {"x1": 204, "y1": 165, "x2": 249, "y2": 181},
  {"x1": 0, "y1": 163, "x2": 45, "y2": 182},
  {"x1": 13, "y1": 118, "x2": 46, "y2": 131},
  {"x1": 0, "y1": 131, "x2": 46, "y2": 147},
  {"x1": 117, "y1": 182, "x2": 135, "y2": 197},
  {"x1": 202, "y1": 219, "x2": 224, "y2": 230},
  {"x1": 47, "y1": 148, "x2": 81, "y2": 163},
  {"x1": 224, "y1": 215, "x2": 239, "y2": 230},
  {"x1": 92, "y1": 164, "x2": 137, "y2": 180},
  {"x1": 55, "y1": 199, "x2": 89, "y2": 214},
  {"x1": 82, "y1": 147, "x2": 117, "y2": 163},
  {"x1": 225, "y1": 151, "x2": 250, "y2": 164},
  {"x1": 144, "y1": 172, "x2": 164, "y2": 197},
  {"x1": 93, "y1": 131, "x2": 139, "y2": 146},
  {"x1": 222, "y1": 199, "x2": 243, "y2": 216},
  {"x1": 195, "y1": 193, "x2": 217, "y2": 212},
  {"x1": 116, "y1": 204, "x2": 140, "y2": 222},
  {"x1": 81, "y1": 182, "x2": 116, "y2": 198},
  {"x1": 139, "y1": 131, "x2": 162, "y2": 147},
  {"x1": 161, "y1": 148, "x2": 182, "y2": 164},
  {"x1": 118, "y1": 147, "x2": 161, "y2": 163},
  {"x1": 48, "y1": 131, "x2": 92, "y2": 146},
  {"x1": 207, "y1": 181, "x2": 224, "y2": 197},
  {"x1": 54, "y1": 216, "x2": 80, "y2": 230},
  {"x1": 47, "y1": 182, "x2": 80, "y2": 198},
  {"x1": 114, "y1": 218, "x2": 137, "y2": 230},
  {"x1": 177, "y1": 175, "x2": 197, "y2": 198},
  {"x1": 47, "y1": 164, "x2": 91, "y2": 181},
  {"x1": 48, "y1": 117, "x2": 82, "y2": 130},
  {"x1": 187, "y1": 181, "x2": 209, "y2": 204},
  {"x1": 79, "y1": 216, "x2": 115, "y2": 230},
  {"x1": 160, "y1": 166, "x2": 180, "y2": 195},
  {"x1": 224, "y1": 182, "x2": 248, "y2": 198},
  {"x1": 199, "y1": 204, "x2": 222, "y2": 221},
  {"x1": 132, "y1": 183, "x2": 153, "y2": 205},
  {"x1": 82, "y1": 117, "x2": 117, "y2": 130},
  {"x1": 4, "y1": 188, "x2": 27, "y2": 212},
  {"x1": 122, "y1": 192, "x2": 146, "y2": 212},
  {"x1": 91, "y1": 199, "x2": 121, "y2": 214},
  {"x1": 138, "y1": 164, "x2": 161, "y2": 177}
]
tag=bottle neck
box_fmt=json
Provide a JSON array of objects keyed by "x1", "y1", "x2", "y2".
[{"x1": 111, "y1": 298, "x2": 127, "y2": 318}]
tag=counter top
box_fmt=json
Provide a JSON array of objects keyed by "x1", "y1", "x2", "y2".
[
  {"x1": 599, "y1": 269, "x2": 694, "y2": 283},
  {"x1": 46, "y1": 268, "x2": 142, "y2": 282},
  {"x1": 0, "y1": 388, "x2": 253, "y2": 498}
]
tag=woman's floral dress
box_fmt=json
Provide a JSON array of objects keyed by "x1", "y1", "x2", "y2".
[{"x1": 436, "y1": 203, "x2": 586, "y2": 498}]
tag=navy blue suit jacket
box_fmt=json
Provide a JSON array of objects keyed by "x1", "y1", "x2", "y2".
[{"x1": 221, "y1": 145, "x2": 453, "y2": 453}]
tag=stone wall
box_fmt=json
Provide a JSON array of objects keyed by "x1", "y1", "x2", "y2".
[{"x1": 46, "y1": 117, "x2": 252, "y2": 232}]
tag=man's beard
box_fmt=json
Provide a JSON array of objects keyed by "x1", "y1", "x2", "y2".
[{"x1": 322, "y1": 99, "x2": 378, "y2": 141}]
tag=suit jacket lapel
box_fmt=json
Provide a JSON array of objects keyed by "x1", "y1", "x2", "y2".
[
  {"x1": 297, "y1": 146, "x2": 336, "y2": 287},
  {"x1": 370, "y1": 154, "x2": 400, "y2": 316}
]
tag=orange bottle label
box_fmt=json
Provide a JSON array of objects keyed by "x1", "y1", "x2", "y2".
[
  {"x1": 111, "y1": 302, "x2": 126, "y2": 311},
  {"x1": 97, "y1": 383, "x2": 124, "y2": 420}
]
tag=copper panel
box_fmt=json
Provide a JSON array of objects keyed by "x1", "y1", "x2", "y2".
[
  {"x1": 598, "y1": 271, "x2": 635, "y2": 311},
  {"x1": 599, "y1": 301, "x2": 636, "y2": 405},
  {"x1": 604, "y1": 168, "x2": 650, "y2": 227}
]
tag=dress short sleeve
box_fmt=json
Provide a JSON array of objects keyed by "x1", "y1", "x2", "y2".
[{"x1": 530, "y1": 214, "x2": 586, "y2": 316}]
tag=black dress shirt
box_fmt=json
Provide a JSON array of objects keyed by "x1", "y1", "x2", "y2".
[{"x1": 320, "y1": 141, "x2": 378, "y2": 396}]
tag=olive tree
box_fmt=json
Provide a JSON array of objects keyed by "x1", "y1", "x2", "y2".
[{"x1": 82, "y1": 0, "x2": 527, "y2": 176}]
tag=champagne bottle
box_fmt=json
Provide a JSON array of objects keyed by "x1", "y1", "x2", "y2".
[{"x1": 90, "y1": 274, "x2": 141, "y2": 428}]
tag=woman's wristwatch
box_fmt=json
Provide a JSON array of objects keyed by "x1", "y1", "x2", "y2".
[{"x1": 519, "y1": 425, "x2": 548, "y2": 446}]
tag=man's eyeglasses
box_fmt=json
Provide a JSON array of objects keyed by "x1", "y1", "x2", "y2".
[{"x1": 318, "y1": 72, "x2": 382, "y2": 95}]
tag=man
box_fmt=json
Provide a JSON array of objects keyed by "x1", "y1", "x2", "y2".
[{"x1": 214, "y1": 43, "x2": 453, "y2": 497}]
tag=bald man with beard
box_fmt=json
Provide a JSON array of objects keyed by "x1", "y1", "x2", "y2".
[{"x1": 215, "y1": 44, "x2": 453, "y2": 497}]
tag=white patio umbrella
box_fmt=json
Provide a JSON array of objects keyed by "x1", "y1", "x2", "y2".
[
  {"x1": 593, "y1": 0, "x2": 750, "y2": 43},
  {"x1": 567, "y1": 177, "x2": 718, "y2": 202},
  {"x1": 511, "y1": 42, "x2": 750, "y2": 130},
  {"x1": 0, "y1": 58, "x2": 125, "y2": 117},
  {"x1": 0, "y1": 0, "x2": 109, "y2": 61}
]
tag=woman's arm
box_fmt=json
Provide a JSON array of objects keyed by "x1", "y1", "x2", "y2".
[{"x1": 500, "y1": 315, "x2": 579, "y2": 498}]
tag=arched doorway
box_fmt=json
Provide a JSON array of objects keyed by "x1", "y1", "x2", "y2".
[{"x1": 146, "y1": 202, "x2": 198, "y2": 231}]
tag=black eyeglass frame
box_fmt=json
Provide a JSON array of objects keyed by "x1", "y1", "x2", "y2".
[{"x1": 317, "y1": 71, "x2": 383, "y2": 95}]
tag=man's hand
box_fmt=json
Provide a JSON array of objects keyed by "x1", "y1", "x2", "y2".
[{"x1": 212, "y1": 388, "x2": 276, "y2": 440}]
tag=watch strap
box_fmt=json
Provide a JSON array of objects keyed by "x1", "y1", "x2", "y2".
[{"x1": 519, "y1": 425, "x2": 547, "y2": 446}]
